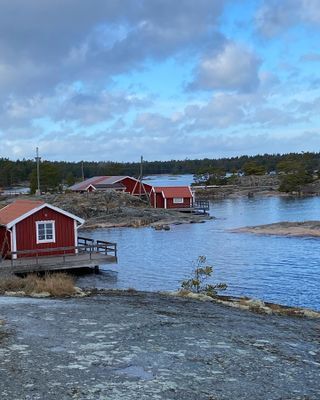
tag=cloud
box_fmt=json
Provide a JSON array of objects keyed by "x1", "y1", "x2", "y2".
[
  {"x1": 255, "y1": 0, "x2": 320, "y2": 37},
  {"x1": 189, "y1": 42, "x2": 262, "y2": 93},
  {"x1": 4, "y1": 127, "x2": 320, "y2": 162},
  {"x1": 0, "y1": 0, "x2": 226, "y2": 98},
  {"x1": 300, "y1": 53, "x2": 320, "y2": 62}
]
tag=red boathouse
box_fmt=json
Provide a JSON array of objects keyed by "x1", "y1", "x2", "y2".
[
  {"x1": 0, "y1": 199, "x2": 84, "y2": 260},
  {"x1": 150, "y1": 186, "x2": 194, "y2": 209},
  {"x1": 69, "y1": 176, "x2": 153, "y2": 196}
]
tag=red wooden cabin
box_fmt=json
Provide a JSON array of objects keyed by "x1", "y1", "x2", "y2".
[
  {"x1": 150, "y1": 186, "x2": 193, "y2": 209},
  {"x1": 69, "y1": 176, "x2": 153, "y2": 196},
  {"x1": 0, "y1": 199, "x2": 84, "y2": 260}
]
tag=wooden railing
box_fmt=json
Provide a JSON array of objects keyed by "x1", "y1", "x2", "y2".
[
  {"x1": 4, "y1": 241, "x2": 117, "y2": 267},
  {"x1": 78, "y1": 236, "x2": 94, "y2": 246},
  {"x1": 96, "y1": 240, "x2": 117, "y2": 258},
  {"x1": 193, "y1": 200, "x2": 210, "y2": 210},
  {"x1": 78, "y1": 237, "x2": 117, "y2": 258}
]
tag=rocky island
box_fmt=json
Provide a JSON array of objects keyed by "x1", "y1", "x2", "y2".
[{"x1": 232, "y1": 221, "x2": 320, "y2": 238}]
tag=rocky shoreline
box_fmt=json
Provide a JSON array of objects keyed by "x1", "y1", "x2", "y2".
[
  {"x1": 0, "y1": 191, "x2": 211, "y2": 229},
  {"x1": 0, "y1": 291, "x2": 319, "y2": 399},
  {"x1": 232, "y1": 221, "x2": 320, "y2": 238}
]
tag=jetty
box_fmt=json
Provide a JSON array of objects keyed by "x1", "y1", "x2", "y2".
[{"x1": 0, "y1": 237, "x2": 117, "y2": 274}]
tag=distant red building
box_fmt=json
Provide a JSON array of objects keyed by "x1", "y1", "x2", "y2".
[
  {"x1": 150, "y1": 186, "x2": 193, "y2": 209},
  {"x1": 0, "y1": 200, "x2": 84, "y2": 259},
  {"x1": 69, "y1": 176, "x2": 153, "y2": 196}
]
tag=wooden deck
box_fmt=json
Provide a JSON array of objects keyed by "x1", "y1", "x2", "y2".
[
  {"x1": 0, "y1": 238, "x2": 117, "y2": 274},
  {"x1": 171, "y1": 200, "x2": 210, "y2": 214}
]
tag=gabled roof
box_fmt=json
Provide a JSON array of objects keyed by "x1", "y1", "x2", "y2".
[
  {"x1": 69, "y1": 176, "x2": 109, "y2": 191},
  {"x1": 153, "y1": 186, "x2": 193, "y2": 198},
  {"x1": 0, "y1": 199, "x2": 84, "y2": 228},
  {"x1": 69, "y1": 175, "x2": 153, "y2": 191}
]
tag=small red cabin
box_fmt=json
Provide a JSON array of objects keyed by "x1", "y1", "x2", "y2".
[
  {"x1": 69, "y1": 176, "x2": 153, "y2": 196},
  {"x1": 151, "y1": 186, "x2": 193, "y2": 209},
  {"x1": 0, "y1": 200, "x2": 84, "y2": 260}
]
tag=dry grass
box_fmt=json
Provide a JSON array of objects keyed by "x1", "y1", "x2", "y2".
[{"x1": 0, "y1": 273, "x2": 76, "y2": 297}]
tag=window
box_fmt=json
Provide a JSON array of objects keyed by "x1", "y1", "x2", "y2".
[
  {"x1": 36, "y1": 221, "x2": 55, "y2": 244},
  {"x1": 173, "y1": 197, "x2": 184, "y2": 204}
]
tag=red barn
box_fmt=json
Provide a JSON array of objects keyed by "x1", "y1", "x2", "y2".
[
  {"x1": 69, "y1": 176, "x2": 153, "y2": 196},
  {"x1": 0, "y1": 199, "x2": 84, "y2": 260},
  {"x1": 151, "y1": 186, "x2": 193, "y2": 209}
]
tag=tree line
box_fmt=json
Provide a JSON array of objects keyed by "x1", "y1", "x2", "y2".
[{"x1": 0, "y1": 152, "x2": 320, "y2": 193}]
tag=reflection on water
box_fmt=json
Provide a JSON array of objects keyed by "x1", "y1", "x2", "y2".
[{"x1": 77, "y1": 196, "x2": 320, "y2": 310}]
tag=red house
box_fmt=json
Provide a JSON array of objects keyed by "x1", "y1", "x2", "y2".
[
  {"x1": 0, "y1": 199, "x2": 84, "y2": 260},
  {"x1": 69, "y1": 176, "x2": 153, "y2": 196},
  {"x1": 150, "y1": 186, "x2": 194, "y2": 209}
]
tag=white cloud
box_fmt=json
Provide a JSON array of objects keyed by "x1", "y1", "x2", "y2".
[
  {"x1": 189, "y1": 42, "x2": 261, "y2": 93},
  {"x1": 256, "y1": 0, "x2": 320, "y2": 37}
]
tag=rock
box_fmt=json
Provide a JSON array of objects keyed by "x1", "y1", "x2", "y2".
[
  {"x1": 302, "y1": 309, "x2": 320, "y2": 319},
  {"x1": 73, "y1": 287, "x2": 87, "y2": 298},
  {"x1": 245, "y1": 299, "x2": 266, "y2": 308},
  {"x1": 30, "y1": 292, "x2": 51, "y2": 298},
  {"x1": 163, "y1": 225, "x2": 170, "y2": 231},
  {"x1": 4, "y1": 291, "x2": 26, "y2": 297},
  {"x1": 186, "y1": 292, "x2": 213, "y2": 301}
]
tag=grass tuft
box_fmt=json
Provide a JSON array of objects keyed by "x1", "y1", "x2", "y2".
[{"x1": 0, "y1": 273, "x2": 76, "y2": 297}]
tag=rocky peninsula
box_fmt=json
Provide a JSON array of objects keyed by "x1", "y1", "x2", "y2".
[
  {"x1": 0, "y1": 291, "x2": 319, "y2": 400},
  {"x1": 0, "y1": 192, "x2": 210, "y2": 229},
  {"x1": 233, "y1": 221, "x2": 320, "y2": 238}
]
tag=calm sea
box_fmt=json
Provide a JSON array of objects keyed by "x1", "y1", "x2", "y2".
[{"x1": 77, "y1": 175, "x2": 320, "y2": 310}]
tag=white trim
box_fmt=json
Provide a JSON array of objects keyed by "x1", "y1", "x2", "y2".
[
  {"x1": 8, "y1": 228, "x2": 16, "y2": 260},
  {"x1": 36, "y1": 220, "x2": 56, "y2": 244},
  {"x1": 74, "y1": 220, "x2": 78, "y2": 254},
  {"x1": 12, "y1": 225, "x2": 17, "y2": 259},
  {"x1": 6, "y1": 203, "x2": 85, "y2": 229},
  {"x1": 85, "y1": 184, "x2": 96, "y2": 191},
  {"x1": 163, "y1": 192, "x2": 167, "y2": 209},
  {"x1": 173, "y1": 197, "x2": 184, "y2": 204}
]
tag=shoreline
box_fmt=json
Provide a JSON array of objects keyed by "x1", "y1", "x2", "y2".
[
  {"x1": 231, "y1": 221, "x2": 320, "y2": 238},
  {"x1": 1, "y1": 288, "x2": 319, "y2": 318}
]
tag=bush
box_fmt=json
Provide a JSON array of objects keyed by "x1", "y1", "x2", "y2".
[{"x1": 181, "y1": 256, "x2": 227, "y2": 297}]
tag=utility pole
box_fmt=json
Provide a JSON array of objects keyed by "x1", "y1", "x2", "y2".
[
  {"x1": 81, "y1": 161, "x2": 85, "y2": 181},
  {"x1": 139, "y1": 155, "x2": 143, "y2": 197},
  {"x1": 35, "y1": 147, "x2": 41, "y2": 195}
]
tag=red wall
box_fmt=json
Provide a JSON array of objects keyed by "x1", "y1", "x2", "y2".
[
  {"x1": 151, "y1": 192, "x2": 165, "y2": 208},
  {"x1": 15, "y1": 207, "x2": 75, "y2": 258},
  {"x1": 0, "y1": 227, "x2": 11, "y2": 259},
  {"x1": 151, "y1": 193, "x2": 191, "y2": 208},
  {"x1": 120, "y1": 177, "x2": 153, "y2": 195},
  {"x1": 166, "y1": 197, "x2": 192, "y2": 209}
]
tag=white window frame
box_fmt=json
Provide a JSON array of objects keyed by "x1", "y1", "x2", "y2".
[
  {"x1": 173, "y1": 197, "x2": 184, "y2": 204},
  {"x1": 36, "y1": 220, "x2": 56, "y2": 244}
]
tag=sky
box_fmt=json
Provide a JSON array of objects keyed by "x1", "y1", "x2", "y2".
[{"x1": 0, "y1": 0, "x2": 320, "y2": 162}]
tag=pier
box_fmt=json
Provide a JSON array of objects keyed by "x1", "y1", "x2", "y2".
[{"x1": 0, "y1": 237, "x2": 117, "y2": 274}]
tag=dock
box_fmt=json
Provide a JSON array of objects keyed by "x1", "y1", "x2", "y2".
[
  {"x1": 171, "y1": 200, "x2": 210, "y2": 214},
  {"x1": 0, "y1": 237, "x2": 117, "y2": 275}
]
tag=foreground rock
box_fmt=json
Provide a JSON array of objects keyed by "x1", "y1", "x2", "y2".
[
  {"x1": 232, "y1": 221, "x2": 320, "y2": 237},
  {"x1": 0, "y1": 292, "x2": 319, "y2": 399}
]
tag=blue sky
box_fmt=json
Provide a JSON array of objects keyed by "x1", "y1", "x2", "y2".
[{"x1": 0, "y1": 0, "x2": 319, "y2": 162}]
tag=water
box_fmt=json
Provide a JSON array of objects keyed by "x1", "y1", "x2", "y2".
[
  {"x1": 143, "y1": 174, "x2": 194, "y2": 186},
  {"x1": 77, "y1": 194, "x2": 320, "y2": 310}
]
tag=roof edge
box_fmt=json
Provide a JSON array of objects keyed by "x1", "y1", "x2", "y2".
[{"x1": 6, "y1": 203, "x2": 85, "y2": 228}]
